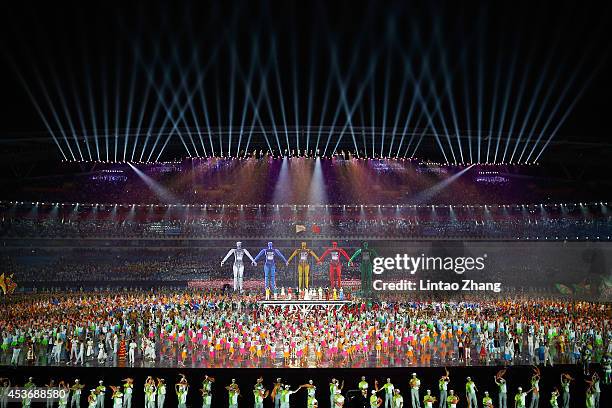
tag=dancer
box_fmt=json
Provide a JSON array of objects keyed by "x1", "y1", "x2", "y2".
[
  {"x1": 254, "y1": 242, "x2": 288, "y2": 291},
  {"x1": 304, "y1": 381, "x2": 317, "y2": 408},
  {"x1": 144, "y1": 377, "x2": 156, "y2": 408},
  {"x1": 279, "y1": 384, "x2": 303, "y2": 407},
  {"x1": 424, "y1": 390, "x2": 437, "y2": 408},
  {"x1": 529, "y1": 368, "x2": 540, "y2": 408},
  {"x1": 495, "y1": 370, "x2": 508, "y2": 408},
  {"x1": 95, "y1": 381, "x2": 105, "y2": 408},
  {"x1": 439, "y1": 370, "x2": 450, "y2": 408},
  {"x1": 349, "y1": 241, "x2": 379, "y2": 294},
  {"x1": 202, "y1": 375, "x2": 215, "y2": 406},
  {"x1": 225, "y1": 379, "x2": 240, "y2": 408},
  {"x1": 514, "y1": 387, "x2": 532, "y2": 408},
  {"x1": 110, "y1": 386, "x2": 123, "y2": 408},
  {"x1": 560, "y1": 374, "x2": 572, "y2": 408},
  {"x1": 287, "y1": 242, "x2": 319, "y2": 290},
  {"x1": 465, "y1": 377, "x2": 477, "y2": 408},
  {"x1": 221, "y1": 242, "x2": 257, "y2": 292},
  {"x1": 175, "y1": 376, "x2": 189, "y2": 408},
  {"x1": 410, "y1": 373, "x2": 421, "y2": 408},
  {"x1": 0, "y1": 378, "x2": 11, "y2": 408},
  {"x1": 121, "y1": 378, "x2": 133, "y2": 408},
  {"x1": 200, "y1": 387, "x2": 212, "y2": 408},
  {"x1": 253, "y1": 378, "x2": 268, "y2": 408},
  {"x1": 381, "y1": 378, "x2": 395, "y2": 408},
  {"x1": 272, "y1": 378, "x2": 284, "y2": 408},
  {"x1": 446, "y1": 390, "x2": 459, "y2": 408},
  {"x1": 156, "y1": 379, "x2": 166, "y2": 408},
  {"x1": 549, "y1": 389, "x2": 559, "y2": 408},
  {"x1": 318, "y1": 242, "x2": 351, "y2": 289},
  {"x1": 482, "y1": 392, "x2": 493, "y2": 408},
  {"x1": 393, "y1": 389, "x2": 404, "y2": 408},
  {"x1": 70, "y1": 379, "x2": 84, "y2": 408}
]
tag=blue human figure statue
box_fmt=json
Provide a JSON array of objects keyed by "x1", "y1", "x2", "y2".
[{"x1": 254, "y1": 242, "x2": 288, "y2": 291}]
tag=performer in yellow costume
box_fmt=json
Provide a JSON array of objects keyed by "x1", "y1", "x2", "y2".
[{"x1": 287, "y1": 242, "x2": 320, "y2": 290}]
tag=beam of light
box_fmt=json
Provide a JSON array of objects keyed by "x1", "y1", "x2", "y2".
[
  {"x1": 134, "y1": 39, "x2": 188, "y2": 161},
  {"x1": 102, "y1": 65, "x2": 110, "y2": 161},
  {"x1": 461, "y1": 44, "x2": 473, "y2": 163},
  {"x1": 369, "y1": 75, "x2": 376, "y2": 157},
  {"x1": 519, "y1": 41, "x2": 599, "y2": 164},
  {"x1": 396, "y1": 22, "x2": 447, "y2": 159},
  {"x1": 30, "y1": 65, "x2": 77, "y2": 161},
  {"x1": 122, "y1": 49, "x2": 138, "y2": 162},
  {"x1": 69, "y1": 74, "x2": 93, "y2": 161},
  {"x1": 138, "y1": 38, "x2": 214, "y2": 161},
  {"x1": 271, "y1": 38, "x2": 291, "y2": 154},
  {"x1": 500, "y1": 59, "x2": 532, "y2": 163},
  {"x1": 128, "y1": 163, "x2": 179, "y2": 203},
  {"x1": 485, "y1": 48, "x2": 503, "y2": 163},
  {"x1": 493, "y1": 39, "x2": 520, "y2": 163},
  {"x1": 328, "y1": 42, "x2": 361, "y2": 157},
  {"x1": 322, "y1": 34, "x2": 366, "y2": 158},
  {"x1": 532, "y1": 61, "x2": 605, "y2": 163},
  {"x1": 380, "y1": 31, "x2": 392, "y2": 157},
  {"x1": 305, "y1": 35, "x2": 317, "y2": 153},
  {"x1": 395, "y1": 26, "x2": 450, "y2": 163},
  {"x1": 258, "y1": 50, "x2": 284, "y2": 155},
  {"x1": 314, "y1": 59, "x2": 333, "y2": 155},
  {"x1": 330, "y1": 53, "x2": 380, "y2": 156},
  {"x1": 80, "y1": 36, "x2": 101, "y2": 161},
  {"x1": 236, "y1": 39, "x2": 259, "y2": 156},
  {"x1": 113, "y1": 51, "x2": 121, "y2": 162},
  {"x1": 291, "y1": 31, "x2": 300, "y2": 153},
  {"x1": 359, "y1": 104, "x2": 367, "y2": 156},
  {"x1": 395, "y1": 39, "x2": 430, "y2": 158},
  {"x1": 408, "y1": 164, "x2": 475, "y2": 204},
  {"x1": 508, "y1": 45, "x2": 559, "y2": 164},
  {"x1": 148, "y1": 36, "x2": 210, "y2": 160},
  {"x1": 48, "y1": 64, "x2": 84, "y2": 161},
  {"x1": 308, "y1": 158, "x2": 328, "y2": 204},
  {"x1": 8, "y1": 60, "x2": 68, "y2": 160},
  {"x1": 476, "y1": 32, "x2": 484, "y2": 163},
  {"x1": 242, "y1": 49, "x2": 274, "y2": 155},
  {"x1": 131, "y1": 57, "x2": 155, "y2": 162},
  {"x1": 433, "y1": 21, "x2": 463, "y2": 163},
  {"x1": 227, "y1": 46, "x2": 237, "y2": 157},
  {"x1": 272, "y1": 157, "x2": 291, "y2": 203},
  {"x1": 171, "y1": 47, "x2": 203, "y2": 157},
  {"x1": 387, "y1": 33, "x2": 415, "y2": 157}
]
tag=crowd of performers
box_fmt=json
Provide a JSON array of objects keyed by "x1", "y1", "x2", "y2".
[
  {"x1": 0, "y1": 290, "x2": 610, "y2": 371},
  {"x1": 221, "y1": 241, "x2": 377, "y2": 292},
  {"x1": 0, "y1": 367, "x2": 608, "y2": 408}
]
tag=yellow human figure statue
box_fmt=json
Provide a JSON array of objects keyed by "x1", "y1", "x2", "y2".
[{"x1": 287, "y1": 242, "x2": 320, "y2": 290}]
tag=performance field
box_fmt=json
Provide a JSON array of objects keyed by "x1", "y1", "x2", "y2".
[{"x1": 1, "y1": 1, "x2": 611, "y2": 408}]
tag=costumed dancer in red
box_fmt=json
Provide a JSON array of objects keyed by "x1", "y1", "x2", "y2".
[{"x1": 318, "y1": 242, "x2": 351, "y2": 289}]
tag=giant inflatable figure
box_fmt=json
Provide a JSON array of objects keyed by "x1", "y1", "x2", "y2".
[
  {"x1": 221, "y1": 241, "x2": 257, "y2": 292},
  {"x1": 318, "y1": 242, "x2": 351, "y2": 289},
  {"x1": 254, "y1": 242, "x2": 288, "y2": 291},
  {"x1": 349, "y1": 242, "x2": 379, "y2": 294},
  {"x1": 287, "y1": 242, "x2": 320, "y2": 290}
]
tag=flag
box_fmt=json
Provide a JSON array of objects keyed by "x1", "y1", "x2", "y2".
[
  {"x1": 0, "y1": 274, "x2": 16, "y2": 295},
  {"x1": 295, "y1": 224, "x2": 306, "y2": 233},
  {"x1": 311, "y1": 224, "x2": 321, "y2": 234}
]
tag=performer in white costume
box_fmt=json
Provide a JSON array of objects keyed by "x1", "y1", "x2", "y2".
[{"x1": 221, "y1": 242, "x2": 256, "y2": 292}]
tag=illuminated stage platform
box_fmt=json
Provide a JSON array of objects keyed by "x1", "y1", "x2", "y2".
[{"x1": 257, "y1": 299, "x2": 352, "y2": 313}]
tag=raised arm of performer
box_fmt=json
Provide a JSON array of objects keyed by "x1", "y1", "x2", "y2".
[{"x1": 220, "y1": 248, "x2": 235, "y2": 266}]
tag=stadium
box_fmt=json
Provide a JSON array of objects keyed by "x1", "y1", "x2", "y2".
[{"x1": 0, "y1": 1, "x2": 610, "y2": 408}]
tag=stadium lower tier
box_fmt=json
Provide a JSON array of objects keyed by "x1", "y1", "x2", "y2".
[{"x1": 0, "y1": 365, "x2": 608, "y2": 408}]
